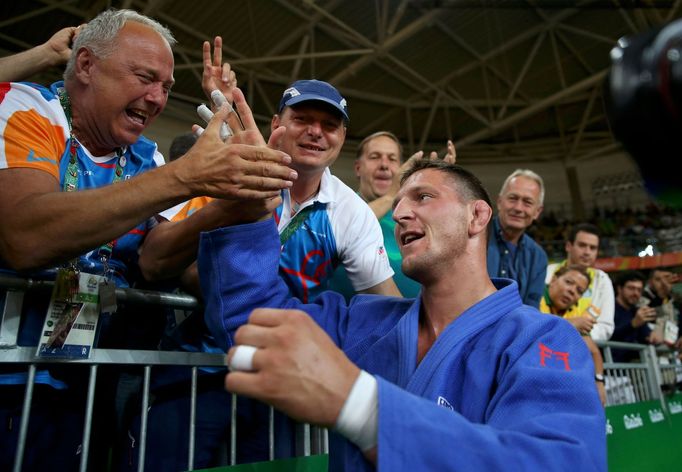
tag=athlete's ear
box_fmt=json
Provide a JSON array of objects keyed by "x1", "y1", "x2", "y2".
[{"x1": 469, "y1": 200, "x2": 492, "y2": 237}]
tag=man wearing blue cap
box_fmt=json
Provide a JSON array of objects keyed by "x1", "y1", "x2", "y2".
[
  {"x1": 268, "y1": 79, "x2": 400, "y2": 301},
  {"x1": 144, "y1": 70, "x2": 400, "y2": 302}
]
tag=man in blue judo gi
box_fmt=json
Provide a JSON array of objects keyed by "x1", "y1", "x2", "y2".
[{"x1": 198, "y1": 159, "x2": 606, "y2": 471}]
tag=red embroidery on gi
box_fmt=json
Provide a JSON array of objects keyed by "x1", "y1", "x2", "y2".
[{"x1": 539, "y1": 342, "x2": 571, "y2": 371}]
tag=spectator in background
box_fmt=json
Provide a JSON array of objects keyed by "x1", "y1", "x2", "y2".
[
  {"x1": 200, "y1": 159, "x2": 606, "y2": 471},
  {"x1": 168, "y1": 132, "x2": 197, "y2": 161},
  {"x1": 641, "y1": 268, "x2": 680, "y2": 348},
  {"x1": 0, "y1": 25, "x2": 81, "y2": 82},
  {"x1": 611, "y1": 270, "x2": 658, "y2": 362},
  {"x1": 487, "y1": 169, "x2": 548, "y2": 307},
  {"x1": 539, "y1": 264, "x2": 607, "y2": 405},
  {"x1": 546, "y1": 223, "x2": 615, "y2": 341},
  {"x1": 329, "y1": 131, "x2": 455, "y2": 299}
]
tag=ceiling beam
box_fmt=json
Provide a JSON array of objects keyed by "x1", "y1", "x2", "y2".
[
  {"x1": 0, "y1": 1, "x2": 75, "y2": 29},
  {"x1": 376, "y1": 0, "x2": 388, "y2": 43},
  {"x1": 549, "y1": 29, "x2": 567, "y2": 89},
  {"x1": 386, "y1": 54, "x2": 491, "y2": 126},
  {"x1": 434, "y1": 6, "x2": 583, "y2": 85},
  {"x1": 267, "y1": 0, "x2": 343, "y2": 56},
  {"x1": 419, "y1": 92, "x2": 443, "y2": 150},
  {"x1": 142, "y1": 0, "x2": 168, "y2": 16},
  {"x1": 575, "y1": 142, "x2": 622, "y2": 162},
  {"x1": 553, "y1": 28, "x2": 595, "y2": 74},
  {"x1": 326, "y1": 8, "x2": 440, "y2": 83},
  {"x1": 613, "y1": 0, "x2": 640, "y2": 33},
  {"x1": 568, "y1": 85, "x2": 599, "y2": 159},
  {"x1": 293, "y1": 4, "x2": 489, "y2": 126},
  {"x1": 172, "y1": 48, "x2": 374, "y2": 68},
  {"x1": 456, "y1": 69, "x2": 608, "y2": 147},
  {"x1": 387, "y1": 0, "x2": 410, "y2": 36},
  {"x1": 154, "y1": 10, "x2": 243, "y2": 59},
  {"x1": 290, "y1": 35, "x2": 310, "y2": 83},
  {"x1": 666, "y1": 0, "x2": 681, "y2": 21},
  {"x1": 529, "y1": 5, "x2": 596, "y2": 75},
  {"x1": 555, "y1": 23, "x2": 619, "y2": 44},
  {"x1": 497, "y1": 31, "x2": 546, "y2": 120},
  {"x1": 434, "y1": 18, "x2": 532, "y2": 102}
]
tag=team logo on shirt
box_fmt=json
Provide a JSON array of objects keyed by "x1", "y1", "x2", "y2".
[
  {"x1": 377, "y1": 245, "x2": 387, "y2": 261},
  {"x1": 437, "y1": 396, "x2": 453, "y2": 411},
  {"x1": 538, "y1": 342, "x2": 571, "y2": 371}
]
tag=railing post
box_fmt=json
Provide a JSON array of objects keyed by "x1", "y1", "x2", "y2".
[
  {"x1": 644, "y1": 344, "x2": 667, "y2": 412},
  {"x1": 137, "y1": 365, "x2": 152, "y2": 472},
  {"x1": 13, "y1": 364, "x2": 36, "y2": 472},
  {"x1": 0, "y1": 290, "x2": 24, "y2": 348},
  {"x1": 188, "y1": 367, "x2": 198, "y2": 471},
  {"x1": 80, "y1": 364, "x2": 98, "y2": 472}
]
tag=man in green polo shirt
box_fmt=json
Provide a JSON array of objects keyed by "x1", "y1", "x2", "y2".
[{"x1": 330, "y1": 131, "x2": 455, "y2": 299}]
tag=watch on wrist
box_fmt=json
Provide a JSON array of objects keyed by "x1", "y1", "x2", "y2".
[{"x1": 595, "y1": 373, "x2": 605, "y2": 383}]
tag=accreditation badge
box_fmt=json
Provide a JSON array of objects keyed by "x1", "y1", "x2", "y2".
[
  {"x1": 663, "y1": 320, "x2": 679, "y2": 345},
  {"x1": 37, "y1": 273, "x2": 103, "y2": 359}
]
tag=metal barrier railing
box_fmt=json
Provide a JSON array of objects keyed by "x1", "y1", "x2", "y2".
[
  {"x1": 599, "y1": 340, "x2": 682, "y2": 410},
  {"x1": 0, "y1": 274, "x2": 327, "y2": 472},
  {"x1": 3, "y1": 273, "x2": 680, "y2": 470}
]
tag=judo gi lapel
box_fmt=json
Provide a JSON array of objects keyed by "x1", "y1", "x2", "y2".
[
  {"x1": 401, "y1": 279, "x2": 522, "y2": 395},
  {"x1": 396, "y1": 298, "x2": 421, "y2": 388}
]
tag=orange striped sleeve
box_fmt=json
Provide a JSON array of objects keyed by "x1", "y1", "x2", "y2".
[
  {"x1": 169, "y1": 196, "x2": 213, "y2": 222},
  {"x1": 4, "y1": 108, "x2": 67, "y2": 181}
]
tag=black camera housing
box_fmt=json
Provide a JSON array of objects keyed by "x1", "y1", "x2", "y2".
[{"x1": 605, "y1": 19, "x2": 682, "y2": 207}]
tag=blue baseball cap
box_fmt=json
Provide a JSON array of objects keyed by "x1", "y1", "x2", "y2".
[{"x1": 278, "y1": 79, "x2": 349, "y2": 123}]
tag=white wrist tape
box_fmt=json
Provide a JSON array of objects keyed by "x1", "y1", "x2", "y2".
[{"x1": 334, "y1": 370, "x2": 378, "y2": 452}]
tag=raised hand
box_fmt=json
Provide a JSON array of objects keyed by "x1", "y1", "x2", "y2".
[
  {"x1": 46, "y1": 25, "x2": 83, "y2": 66},
  {"x1": 427, "y1": 139, "x2": 456, "y2": 163},
  {"x1": 177, "y1": 94, "x2": 297, "y2": 200},
  {"x1": 443, "y1": 139, "x2": 457, "y2": 164},
  {"x1": 202, "y1": 36, "x2": 237, "y2": 107},
  {"x1": 632, "y1": 306, "x2": 657, "y2": 328}
]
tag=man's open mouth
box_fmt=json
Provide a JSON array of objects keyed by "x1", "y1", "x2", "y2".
[
  {"x1": 401, "y1": 232, "x2": 424, "y2": 246},
  {"x1": 126, "y1": 108, "x2": 149, "y2": 125}
]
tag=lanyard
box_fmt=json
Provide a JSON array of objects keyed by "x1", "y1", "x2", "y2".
[
  {"x1": 280, "y1": 204, "x2": 316, "y2": 246},
  {"x1": 57, "y1": 87, "x2": 126, "y2": 275}
]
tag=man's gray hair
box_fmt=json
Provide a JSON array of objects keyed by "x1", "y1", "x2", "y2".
[
  {"x1": 499, "y1": 169, "x2": 545, "y2": 205},
  {"x1": 64, "y1": 8, "x2": 176, "y2": 80}
]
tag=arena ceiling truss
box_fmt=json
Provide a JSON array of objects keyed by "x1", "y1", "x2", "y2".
[{"x1": 1, "y1": 0, "x2": 680, "y2": 165}]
